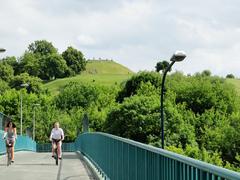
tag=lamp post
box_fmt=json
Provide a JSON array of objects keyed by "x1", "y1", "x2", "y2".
[
  {"x1": 161, "y1": 51, "x2": 186, "y2": 149},
  {"x1": 20, "y1": 83, "x2": 29, "y2": 135},
  {"x1": 32, "y1": 103, "x2": 40, "y2": 141}
]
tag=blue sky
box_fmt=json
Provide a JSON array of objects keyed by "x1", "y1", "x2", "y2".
[{"x1": 0, "y1": 0, "x2": 240, "y2": 76}]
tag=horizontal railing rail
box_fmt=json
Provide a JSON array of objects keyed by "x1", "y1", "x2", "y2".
[
  {"x1": 0, "y1": 130, "x2": 36, "y2": 155},
  {"x1": 75, "y1": 132, "x2": 240, "y2": 180},
  {"x1": 37, "y1": 142, "x2": 75, "y2": 152}
]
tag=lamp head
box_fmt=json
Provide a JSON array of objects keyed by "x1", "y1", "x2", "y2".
[
  {"x1": 170, "y1": 50, "x2": 186, "y2": 62},
  {"x1": 20, "y1": 83, "x2": 29, "y2": 87},
  {"x1": 0, "y1": 48, "x2": 6, "y2": 53}
]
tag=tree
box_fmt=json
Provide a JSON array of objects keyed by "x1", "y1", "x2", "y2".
[
  {"x1": 28, "y1": 40, "x2": 57, "y2": 56},
  {"x1": 9, "y1": 73, "x2": 42, "y2": 93},
  {"x1": 39, "y1": 54, "x2": 68, "y2": 80},
  {"x1": 226, "y1": 74, "x2": 235, "y2": 79},
  {"x1": 0, "y1": 63, "x2": 14, "y2": 82},
  {"x1": 105, "y1": 94, "x2": 160, "y2": 143},
  {"x1": 0, "y1": 56, "x2": 21, "y2": 75},
  {"x1": 0, "y1": 79, "x2": 10, "y2": 94},
  {"x1": 19, "y1": 52, "x2": 40, "y2": 77},
  {"x1": 117, "y1": 71, "x2": 161, "y2": 102},
  {"x1": 55, "y1": 82, "x2": 100, "y2": 110},
  {"x1": 155, "y1": 60, "x2": 170, "y2": 73},
  {"x1": 201, "y1": 70, "x2": 211, "y2": 76},
  {"x1": 62, "y1": 46, "x2": 86, "y2": 74}
]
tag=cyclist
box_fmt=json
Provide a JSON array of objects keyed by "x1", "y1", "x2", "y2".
[
  {"x1": 3, "y1": 121, "x2": 17, "y2": 163},
  {"x1": 50, "y1": 122, "x2": 64, "y2": 160}
]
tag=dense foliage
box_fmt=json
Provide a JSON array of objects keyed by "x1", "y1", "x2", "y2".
[
  {"x1": 0, "y1": 40, "x2": 87, "y2": 81},
  {"x1": 0, "y1": 41, "x2": 240, "y2": 172}
]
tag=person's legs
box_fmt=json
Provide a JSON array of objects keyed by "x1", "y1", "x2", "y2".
[{"x1": 57, "y1": 141, "x2": 62, "y2": 158}]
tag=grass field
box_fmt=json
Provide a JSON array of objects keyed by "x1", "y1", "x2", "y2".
[
  {"x1": 84, "y1": 60, "x2": 133, "y2": 75},
  {"x1": 226, "y1": 78, "x2": 240, "y2": 94},
  {"x1": 43, "y1": 60, "x2": 134, "y2": 95}
]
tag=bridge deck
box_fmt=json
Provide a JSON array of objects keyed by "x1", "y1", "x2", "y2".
[{"x1": 0, "y1": 152, "x2": 95, "y2": 180}]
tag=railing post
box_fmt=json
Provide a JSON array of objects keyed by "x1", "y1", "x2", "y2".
[{"x1": 82, "y1": 113, "x2": 89, "y2": 133}]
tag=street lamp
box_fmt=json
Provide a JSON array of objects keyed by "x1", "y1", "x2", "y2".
[
  {"x1": 0, "y1": 48, "x2": 6, "y2": 53},
  {"x1": 20, "y1": 83, "x2": 29, "y2": 135},
  {"x1": 161, "y1": 51, "x2": 186, "y2": 149},
  {"x1": 32, "y1": 104, "x2": 40, "y2": 141}
]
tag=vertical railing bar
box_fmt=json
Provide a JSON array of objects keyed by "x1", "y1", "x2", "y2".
[
  {"x1": 160, "y1": 155, "x2": 163, "y2": 180},
  {"x1": 163, "y1": 156, "x2": 165, "y2": 180},
  {"x1": 157, "y1": 154, "x2": 159, "y2": 180},
  {"x1": 211, "y1": 174, "x2": 215, "y2": 180},
  {"x1": 183, "y1": 162, "x2": 186, "y2": 180},
  {"x1": 191, "y1": 166, "x2": 194, "y2": 180},
  {"x1": 196, "y1": 168, "x2": 198, "y2": 180},
  {"x1": 135, "y1": 147, "x2": 137, "y2": 180},
  {"x1": 145, "y1": 150, "x2": 147, "y2": 180},
  {"x1": 205, "y1": 171, "x2": 208, "y2": 180},
  {"x1": 115, "y1": 141, "x2": 119, "y2": 180},
  {"x1": 127, "y1": 143, "x2": 129, "y2": 180}
]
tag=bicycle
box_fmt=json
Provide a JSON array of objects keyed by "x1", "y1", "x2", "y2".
[
  {"x1": 6, "y1": 139, "x2": 14, "y2": 166},
  {"x1": 52, "y1": 139, "x2": 61, "y2": 166}
]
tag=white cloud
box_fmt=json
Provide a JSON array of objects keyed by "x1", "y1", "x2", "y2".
[
  {"x1": 77, "y1": 35, "x2": 97, "y2": 46},
  {"x1": 16, "y1": 27, "x2": 28, "y2": 36},
  {"x1": 1, "y1": 0, "x2": 240, "y2": 77}
]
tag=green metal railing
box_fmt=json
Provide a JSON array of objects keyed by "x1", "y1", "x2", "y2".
[
  {"x1": 75, "y1": 132, "x2": 240, "y2": 180},
  {"x1": 37, "y1": 142, "x2": 75, "y2": 152},
  {"x1": 0, "y1": 130, "x2": 36, "y2": 155}
]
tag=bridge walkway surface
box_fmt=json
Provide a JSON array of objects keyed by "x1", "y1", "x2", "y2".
[{"x1": 0, "y1": 151, "x2": 96, "y2": 180}]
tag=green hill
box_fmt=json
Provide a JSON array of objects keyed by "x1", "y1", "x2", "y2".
[
  {"x1": 84, "y1": 60, "x2": 133, "y2": 75},
  {"x1": 43, "y1": 60, "x2": 134, "y2": 95},
  {"x1": 226, "y1": 78, "x2": 240, "y2": 94}
]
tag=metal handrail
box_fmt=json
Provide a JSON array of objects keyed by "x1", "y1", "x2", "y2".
[{"x1": 76, "y1": 132, "x2": 240, "y2": 180}]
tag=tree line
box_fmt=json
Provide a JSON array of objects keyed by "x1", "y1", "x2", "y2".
[
  {"x1": 0, "y1": 41, "x2": 239, "y2": 172},
  {"x1": 0, "y1": 40, "x2": 86, "y2": 92}
]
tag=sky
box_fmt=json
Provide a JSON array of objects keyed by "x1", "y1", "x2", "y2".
[{"x1": 0, "y1": 0, "x2": 240, "y2": 77}]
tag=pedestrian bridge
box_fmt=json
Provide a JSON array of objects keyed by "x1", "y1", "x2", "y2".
[{"x1": 0, "y1": 131, "x2": 240, "y2": 180}]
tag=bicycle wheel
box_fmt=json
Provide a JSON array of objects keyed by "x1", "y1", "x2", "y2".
[
  {"x1": 7, "y1": 148, "x2": 11, "y2": 166},
  {"x1": 55, "y1": 148, "x2": 58, "y2": 165}
]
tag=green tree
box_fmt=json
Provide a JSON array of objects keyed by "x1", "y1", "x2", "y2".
[
  {"x1": 62, "y1": 46, "x2": 86, "y2": 75},
  {"x1": 201, "y1": 70, "x2": 211, "y2": 76},
  {"x1": 39, "y1": 54, "x2": 68, "y2": 80},
  {"x1": 28, "y1": 40, "x2": 57, "y2": 56},
  {"x1": 155, "y1": 60, "x2": 170, "y2": 73},
  {"x1": 0, "y1": 56, "x2": 20, "y2": 75},
  {"x1": 9, "y1": 73, "x2": 42, "y2": 93},
  {"x1": 117, "y1": 71, "x2": 161, "y2": 102},
  {"x1": 0, "y1": 89, "x2": 20, "y2": 116},
  {"x1": 19, "y1": 52, "x2": 40, "y2": 77},
  {"x1": 0, "y1": 79, "x2": 10, "y2": 94},
  {"x1": 55, "y1": 82, "x2": 99, "y2": 110},
  {"x1": 226, "y1": 74, "x2": 235, "y2": 79},
  {"x1": 0, "y1": 63, "x2": 14, "y2": 82},
  {"x1": 105, "y1": 94, "x2": 160, "y2": 143}
]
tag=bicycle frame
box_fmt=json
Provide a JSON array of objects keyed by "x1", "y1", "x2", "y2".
[
  {"x1": 52, "y1": 140, "x2": 60, "y2": 165},
  {"x1": 6, "y1": 140, "x2": 13, "y2": 166}
]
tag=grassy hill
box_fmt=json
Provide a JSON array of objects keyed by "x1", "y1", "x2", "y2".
[
  {"x1": 226, "y1": 78, "x2": 240, "y2": 94},
  {"x1": 43, "y1": 60, "x2": 134, "y2": 95},
  {"x1": 84, "y1": 60, "x2": 133, "y2": 75}
]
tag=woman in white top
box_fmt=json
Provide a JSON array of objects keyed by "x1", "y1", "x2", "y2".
[{"x1": 50, "y1": 122, "x2": 64, "y2": 159}]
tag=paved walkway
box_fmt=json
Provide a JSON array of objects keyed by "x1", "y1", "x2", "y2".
[{"x1": 0, "y1": 152, "x2": 95, "y2": 180}]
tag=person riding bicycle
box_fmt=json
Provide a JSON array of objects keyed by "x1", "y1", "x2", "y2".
[
  {"x1": 50, "y1": 122, "x2": 64, "y2": 160},
  {"x1": 2, "y1": 121, "x2": 17, "y2": 163}
]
